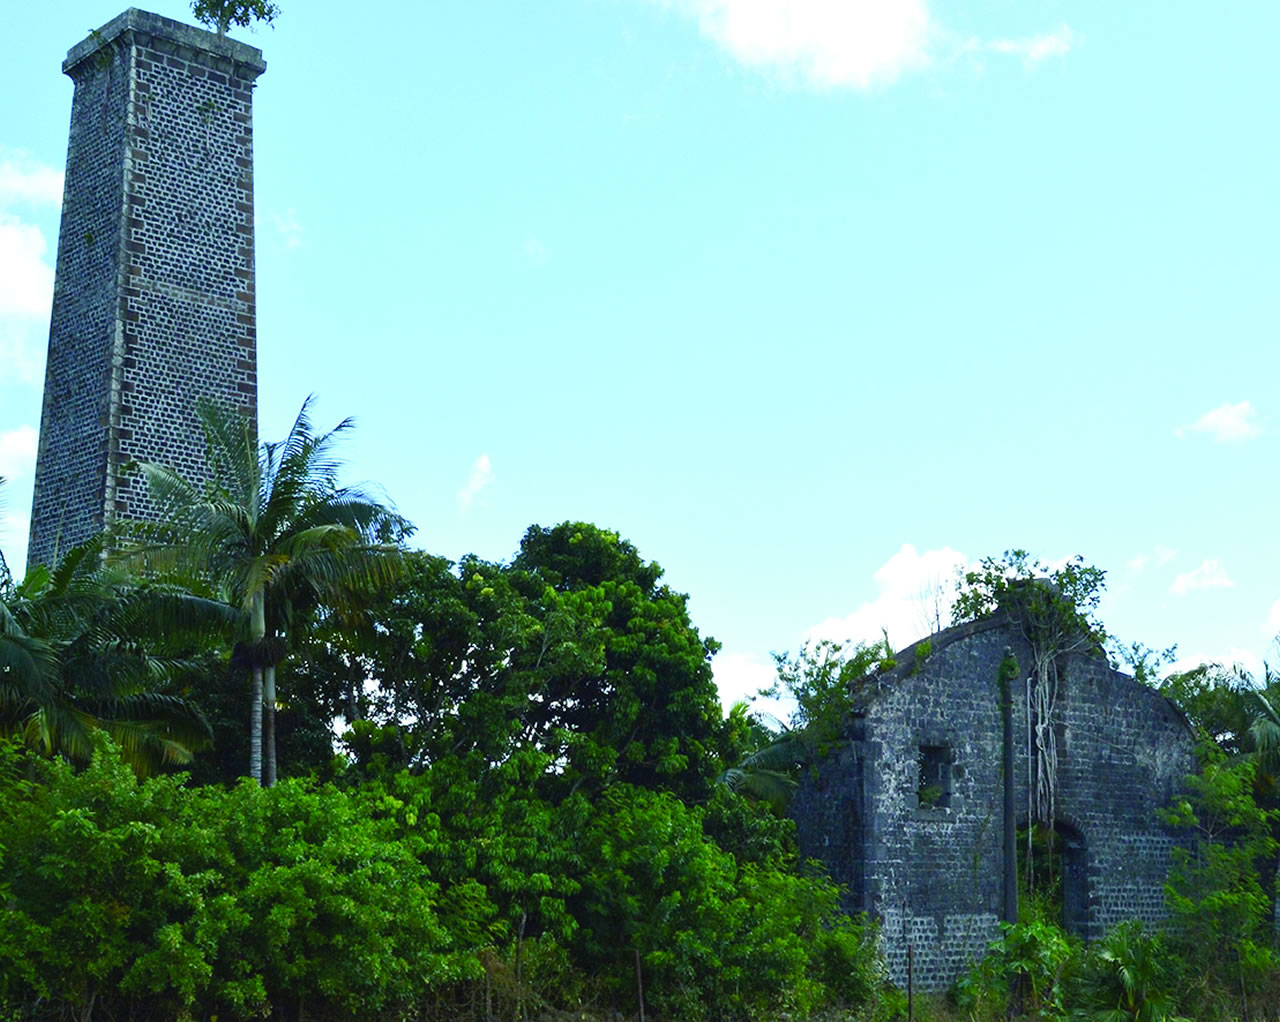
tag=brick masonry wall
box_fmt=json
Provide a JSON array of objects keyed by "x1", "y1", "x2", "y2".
[
  {"x1": 28, "y1": 9, "x2": 265, "y2": 570},
  {"x1": 792, "y1": 611, "x2": 1195, "y2": 992}
]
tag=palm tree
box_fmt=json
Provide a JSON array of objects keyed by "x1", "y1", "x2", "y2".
[
  {"x1": 1, "y1": 534, "x2": 221, "y2": 772},
  {"x1": 127, "y1": 396, "x2": 408, "y2": 784}
]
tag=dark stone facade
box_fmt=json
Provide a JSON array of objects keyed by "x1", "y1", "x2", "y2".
[
  {"x1": 28, "y1": 9, "x2": 265, "y2": 570},
  {"x1": 791, "y1": 610, "x2": 1195, "y2": 992}
]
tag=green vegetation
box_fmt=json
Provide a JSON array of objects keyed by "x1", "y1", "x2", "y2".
[
  {"x1": 0, "y1": 408, "x2": 892, "y2": 1019},
  {"x1": 6, "y1": 421, "x2": 1280, "y2": 1017},
  {"x1": 190, "y1": 0, "x2": 280, "y2": 39},
  {"x1": 126, "y1": 397, "x2": 408, "y2": 786}
]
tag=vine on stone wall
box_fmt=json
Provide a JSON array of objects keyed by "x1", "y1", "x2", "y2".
[{"x1": 955, "y1": 551, "x2": 1108, "y2": 884}]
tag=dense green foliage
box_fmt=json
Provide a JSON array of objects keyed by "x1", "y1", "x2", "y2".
[
  {"x1": 301, "y1": 523, "x2": 729, "y2": 803},
  {"x1": 10, "y1": 405, "x2": 1280, "y2": 1022},
  {"x1": 2, "y1": 460, "x2": 892, "y2": 1019},
  {"x1": 0, "y1": 738, "x2": 886, "y2": 1020}
]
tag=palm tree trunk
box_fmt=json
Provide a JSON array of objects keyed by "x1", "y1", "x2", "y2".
[
  {"x1": 264, "y1": 662, "x2": 277, "y2": 786},
  {"x1": 250, "y1": 666, "x2": 263, "y2": 782},
  {"x1": 249, "y1": 590, "x2": 266, "y2": 783}
]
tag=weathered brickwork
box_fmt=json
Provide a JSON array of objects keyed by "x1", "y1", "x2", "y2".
[
  {"x1": 791, "y1": 609, "x2": 1195, "y2": 992},
  {"x1": 28, "y1": 9, "x2": 265, "y2": 570}
]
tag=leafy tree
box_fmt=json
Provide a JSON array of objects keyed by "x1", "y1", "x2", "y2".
[
  {"x1": 312, "y1": 523, "x2": 728, "y2": 801},
  {"x1": 127, "y1": 397, "x2": 408, "y2": 785},
  {"x1": 953, "y1": 549, "x2": 1107, "y2": 650},
  {"x1": 1, "y1": 535, "x2": 221, "y2": 772},
  {"x1": 1159, "y1": 745, "x2": 1280, "y2": 1019},
  {"x1": 569, "y1": 783, "x2": 883, "y2": 1020},
  {"x1": 191, "y1": 0, "x2": 280, "y2": 38},
  {"x1": 1158, "y1": 663, "x2": 1267, "y2": 758}
]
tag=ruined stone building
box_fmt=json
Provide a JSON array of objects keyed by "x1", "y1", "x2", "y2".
[
  {"x1": 790, "y1": 601, "x2": 1195, "y2": 992},
  {"x1": 28, "y1": 9, "x2": 265, "y2": 571}
]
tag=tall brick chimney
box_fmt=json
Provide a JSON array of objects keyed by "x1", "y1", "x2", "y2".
[{"x1": 27, "y1": 8, "x2": 265, "y2": 571}]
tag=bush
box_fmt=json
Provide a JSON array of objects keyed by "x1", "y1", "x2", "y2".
[
  {"x1": 571, "y1": 784, "x2": 885, "y2": 1020},
  {"x1": 0, "y1": 739, "x2": 471, "y2": 1020},
  {"x1": 1159, "y1": 748, "x2": 1280, "y2": 1020},
  {"x1": 1067, "y1": 920, "x2": 1186, "y2": 1021},
  {"x1": 952, "y1": 919, "x2": 1078, "y2": 1020}
]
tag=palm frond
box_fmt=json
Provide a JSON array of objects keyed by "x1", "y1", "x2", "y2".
[
  {"x1": 718, "y1": 766, "x2": 799, "y2": 813},
  {"x1": 1249, "y1": 691, "x2": 1280, "y2": 772},
  {"x1": 739, "y1": 732, "x2": 810, "y2": 771}
]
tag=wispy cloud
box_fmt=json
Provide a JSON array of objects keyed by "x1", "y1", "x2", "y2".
[
  {"x1": 649, "y1": 0, "x2": 1076, "y2": 90},
  {"x1": 1127, "y1": 544, "x2": 1176, "y2": 573},
  {"x1": 523, "y1": 236, "x2": 550, "y2": 266},
  {"x1": 1171, "y1": 558, "x2": 1234, "y2": 596},
  {"x1": 457, "y1": 453, "x2": 494, "y2": 511},
  {"x1": 1267, "y1": 599, "x2": 1280, "y2": 640},
  {"x1": 270, "y1": 208, "x2": 304, "y2": 251},
  {"x1": 1176, "y1": 400, "x2": 1261, "y2": 443},
  {"x1": 986, "y1": 25, "x2": 1077, "y2": 68}
]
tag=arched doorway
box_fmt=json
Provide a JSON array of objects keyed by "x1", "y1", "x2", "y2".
[{"x1": 1018, "y1": 820, "x2": 1089, "y2": 938}]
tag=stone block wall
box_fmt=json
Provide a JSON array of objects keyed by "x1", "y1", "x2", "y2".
[{"x1": 28, "y1": 9, "x2": 265, "y2": 570}]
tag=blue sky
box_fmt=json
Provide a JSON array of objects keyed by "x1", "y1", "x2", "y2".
[{"x1": 3, "y1": 0, "x2": 1278, "y2": 711}]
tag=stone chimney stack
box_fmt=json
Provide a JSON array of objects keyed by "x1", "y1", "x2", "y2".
[{"x1": 27, "y1": 8, "x2": 265, "y2": 571}]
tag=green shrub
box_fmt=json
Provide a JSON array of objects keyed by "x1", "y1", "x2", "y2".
[
  {"x1": 1159, "y1": 748, "x2": 1280, "y2": 1019},
  {"x1": 1068, "y1": 920, "x2": 1186, "y2": 1021},
  {"x1": 952, "y1": 919, "x2": 1078, "y2": 1019},
  {"x1": 0, "y1": 739, "x2": 471, "y2": 1020}
]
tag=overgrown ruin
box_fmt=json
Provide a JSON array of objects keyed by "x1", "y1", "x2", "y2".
[{"x1": 790, "y1": 597, "x2": 1195, "y2": 991}]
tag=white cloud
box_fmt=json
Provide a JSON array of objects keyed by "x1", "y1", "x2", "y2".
[
  {"x1": 651, "y1": 1, "x2": 1076, "y2": 90},
  {"x1": 0, "y1": 150, "x2": 64, "y2": 206},
  {"x1": 0, "y1": 506, "x2": 29, "y2": 582},
  {"x1": 523, "y1": 236, "x2": 550, "y2": 266},
  {"x1": 457, "y1": 453, "x2": 494, "y2": 511},
  {"x1": 0, "y1": 153, "x2": 60, "y2": 386},
  {"x1": 987, "y1": 25, "x2": 1077, "y2": 67},
  {"x1": 1167, "y1": 648, "x2": 1264, "y2": 682},
  {"x1": 806, "y1": 543, "x2": 968, "y2": 649},
  {"x1": 661, "y1": 0, "x2": 933, "y2": 89},
  {"x1": 270, "y1": 208, "x2": 303, "y2": 250},
  {"x1": 1171, "y1": 558, "x2": 1234, "y2": 596},
  {"x1": 1175, "y1": 400, "x2": 1261, "y2": 443},
  {"x1": 0, "y1": 215, "x2": 53, "y2": 385},
  {"x1": 713, "y1": 650, "x2": 786, "y2": 717},
  {"x1": 0, "y1": 216, "x2": 54, "y2": 320},
  {"x1": 0, "y1": 425, "x2": 37, "y2": 482},
  {"x1": 0, "y1": 427, "x2": 35, "y2": 579},
  {"x1": 1266, "y1": 599, "x2": 1280, "y2": 639}
]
